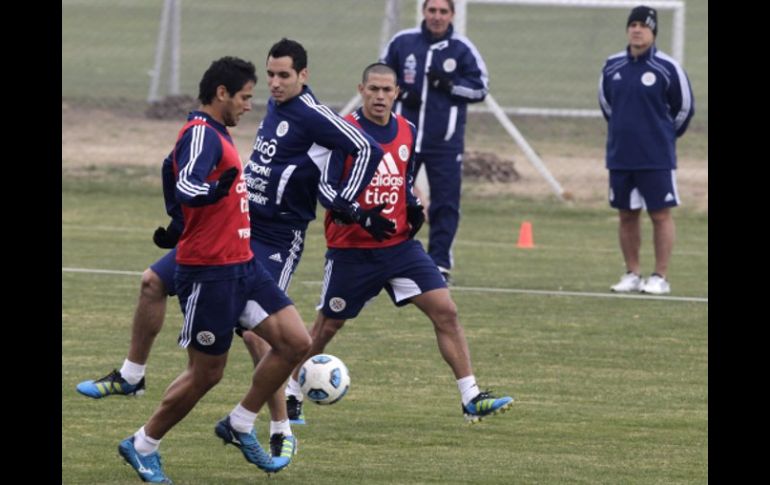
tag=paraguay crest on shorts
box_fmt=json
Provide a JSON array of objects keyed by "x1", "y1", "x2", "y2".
[
  {"x1": 196, "y1": 331, "x2": 216, "y2": 346},
  {"x1": 329, "y1": 297, "x2": 346, "y2": 313}
]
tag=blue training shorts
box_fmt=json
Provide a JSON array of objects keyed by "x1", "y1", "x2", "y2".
[
  {"x1": 250, "y1": 231, "x2": 305, "y2": 293},
  {"x1": 150, "y1": 233, "x2": 305, "y2": 297},
  {"x1": 150, "y1": 249, "x2": 178, "y2": 296},
  {"x1": 317, "y1": 239, "x2": 446, "y2": 320},
  {"x1": 175, "y1": 258, "x2": 292, "y2": 355},
  {"x1": 609, "y1": 169, "x2": 680, "y2": 211}
]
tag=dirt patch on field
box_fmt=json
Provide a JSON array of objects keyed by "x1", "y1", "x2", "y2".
[
  {"x1": 62, "y1": 103, "x2": 707, "y2": 212},
  {"x1": 460, "y1": 153, "x2": 707, "y2": 212},
  {"x1": 61, "y1": 102, "x2": 260, "y2": 169}
]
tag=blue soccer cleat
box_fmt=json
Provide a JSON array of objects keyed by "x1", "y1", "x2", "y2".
[
  {"x1": 270, "y1": 433, "x2": 298, "y2": 461},
  {"x1": 76, "y1": 369, "x2": 145, "y2": 399},
  {"x1": 118, "y1": 437, "x2": 172, "y2": 484},
  {"x1": 462, "y1": 391, "x2": 514, "y2": 423},
  {"x1": 214, "y1": 417, "x2": 290, "y2": 473}
]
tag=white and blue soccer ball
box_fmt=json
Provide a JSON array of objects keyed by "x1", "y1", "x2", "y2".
[{"x1": 299, "y1": 354, "x2": 350, "y2": 405}]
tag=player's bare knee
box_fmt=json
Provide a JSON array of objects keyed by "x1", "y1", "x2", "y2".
[
  {"x1": 276, "y1": 344, "x2": 310, "y2": 368},
  {"x1": 196, "y1": 362, "x2": 225, "y2": 389},
  {"x1": 140, "y1": 269, "x2": 166, "y2": 301},
  {"x1": 290, "y1": 333, "x2": 312, "y2": 364},
  {"x1": 431, "y1": 303, "x2": 459, "y2": 331},
  {"x1": 269, "y1": 331, "x2": 311, "y2": 366},
  {"x1": 648, "y1": 208, "x2": 671, "y2": 224}
]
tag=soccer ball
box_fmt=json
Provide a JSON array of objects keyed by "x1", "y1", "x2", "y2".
[{"x1": 299, "y1": 354, "x2": 350, "y2": 405}]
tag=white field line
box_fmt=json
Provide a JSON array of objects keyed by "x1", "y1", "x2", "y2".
[
  {"x1": 62, "y1": 267, "x2": 143, "y2": 276},
  {"x1": 62, "y1": 267, "x2": 707, "y2": 303}
]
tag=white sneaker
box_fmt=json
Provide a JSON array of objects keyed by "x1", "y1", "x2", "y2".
[
  {"x1": 641, "y1": 274, "x2": 671, "y2": 295},
  {"x1": 610, "y1": 272, "x2": 643, "y2": 292}
]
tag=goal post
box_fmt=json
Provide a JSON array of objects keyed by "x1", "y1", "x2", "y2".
[{"x1": 148, "y1": 0, "x2": 181, "y2": 103}]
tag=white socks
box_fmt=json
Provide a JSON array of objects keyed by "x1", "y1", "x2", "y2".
[
  {"x1": 120, "y1": 359, "x2": 146, "y2": 386},
  {"x1": 133, "y1": 426, "x2": 160, "y2": 455},
  {"x1": 229, "y1": 403, "x2": 257, "y2": 433},
  {"x1": 457, "y1": 375, "x2": 480, "y2": 406},
  {"x1": 270, "y1": 419, "x2": 292, "y2": 437},
  {"x1": 285, "y1": 377, "x2": 302, "y2": 400}
]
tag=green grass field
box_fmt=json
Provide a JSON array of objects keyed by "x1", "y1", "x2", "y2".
[{"x1": 62, "y1": 170, "x2": 707, "y2": 484}]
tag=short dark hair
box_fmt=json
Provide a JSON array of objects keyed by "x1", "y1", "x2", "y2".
[
  {"x1": 267, "y1": 38, "x2": 308, "y2": 72},
  {"x1": 422, "y1": 0, "x2": 454, "y2": 13},
  {"x1": 198, "y1": 56, "x2": 257, "y2": 104},
  {"x1": 361, "y1": 62, "x2": 397, "y2": 83}
]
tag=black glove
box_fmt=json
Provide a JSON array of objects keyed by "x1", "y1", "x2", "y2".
[
  {"x1": 427, "y1": 71, "x2": 453, "y2": 94},
  {"x1": 406, "y1": 204, "x2": 425, "y2": 238},
  {"x1": 153, "y1": 223, "x2": 181, "y2": 249},
  {"x1": 330, "y1": 210, "x2": 355, "y2": 225},
  {"x1": 354, "y1": 204, "x2": 396, "y2": 241},
  {"x1": 213, "y1": 167, "x2": 239, "y2": 200},
  {"x1": 399, "y1": 89, "x2": 421, "y2": 110}
]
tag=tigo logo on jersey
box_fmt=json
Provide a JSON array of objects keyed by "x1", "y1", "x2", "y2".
[
  {"x1": 253, "y1": 135, "x2": 278, "y2": 163},
  {"x1": 196, "y1": 331, "x2": 216, "y2": 346}
]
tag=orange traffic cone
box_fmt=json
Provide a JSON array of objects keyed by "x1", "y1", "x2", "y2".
[{"x1": 516, "y1": 221, "x2": 534, "y2": 248}]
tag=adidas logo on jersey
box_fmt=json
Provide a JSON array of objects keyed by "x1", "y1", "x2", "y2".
[
  {"x1": 366, "y1": 152, "x2": 404, "y2": 207},
  {"x1": 612, "y1": 72, "x2": 622, "y2": 81},
  {"x1": 370, "y1": 153, "x2": 405, "y2": 188},
  {"x1": 269, "y1": 253, "x2": 283, "y2": 263},
  {"x1": 664, "y1": 192, "x2": 675, "y2": 202}
]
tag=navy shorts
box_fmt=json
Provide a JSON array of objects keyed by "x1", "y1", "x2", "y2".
[
  {"x1": 150, "y1": 233, "x2": 305, "y2": 296},
  {"x1": 150, "y1": 249, "x2": 178, "y2": 296},
  {"x1": 250, "y1": 231, "x2": 305, "y2": 293},
  {"x1": 317, "y1": 239, "x2": 446, "y2": 320},
  {"x1": 609, "y1": 169, "x2": 680, "y2": 211},
  {"x1": 176, "y1": 258, "x2": 292, "y2": 355}
]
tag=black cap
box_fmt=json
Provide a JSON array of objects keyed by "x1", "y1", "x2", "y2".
[{"x1": 627, "y1": 5, "x2": 657, "y2": 36}]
